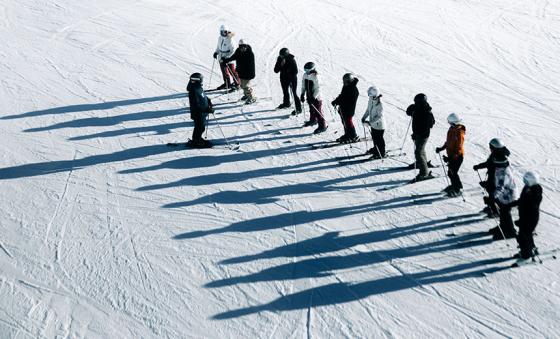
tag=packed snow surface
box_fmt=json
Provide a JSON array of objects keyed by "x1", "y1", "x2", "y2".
[{"x1": 1, "y1": 0, "x2": 560, "y2": 338}]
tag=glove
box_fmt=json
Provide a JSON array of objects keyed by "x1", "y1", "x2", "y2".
[
  {"x1": 300, "y1": 95, "x2": 305, "y2": 103},
  {"x1": 442, "y1": 155, "x2": 449, "y2": 163},
  {"x1": 406, "y1": 104, "x2": 415, "y2": 116},
  {"x1": 479, "y1": 181, "x2": 487, "y2": 189},
  {"x1": 514, "y1": 219, "x2": 520, "y2": 227},
  {"x1": 208, "y1": 107, "x2": 215, "y2": 114},
  {"x1": 331, "y1": 101, "x2": 336, "y2": 107},
  {"x1": 213, "y1": 52, "x2": 218, "y2": 59},
  {"x1": 361, "y1": 118, "x2": 367, "y2": 123},
  {"x1": 435, "y1": 146, "x2": 444, "y2": 153},
  {"x1": 473, "y1": 164, "x2": 482, "y2": 171},
  {"x1": 411, "y1": 134, "x2": 416, "y2": 140},
  {"x1": 483, "y1": 196, "x2": 490, "y2": 204}
]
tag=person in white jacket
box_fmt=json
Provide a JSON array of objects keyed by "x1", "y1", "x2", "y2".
[
  {"x1": 361, "y1": 86, "x2": 386, "y2": 158},
  {"x1": 300, "y1": 62, "x2": 328, "y2": 134},
  {"x1": 213, "y1": 24, "x2": 240, "y2": 90}
]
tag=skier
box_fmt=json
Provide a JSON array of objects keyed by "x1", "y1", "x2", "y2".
[
  {"x1": 274, "y1": 48, "x2": 301, "y2": 115},
  {"x1": 473, "y1": 138, "x2": 511, "y2": 217},
  {"x1": 222, "y1": 39, "x2": 255, "y2": 105},
  {"x1": 435, "y1": 113, "x2": 466, "y2": 197},
  {"x1": 186, "y1": 73, "x2": 214, "y2": 148},
  {"x1": 213, "y1": 25, "x2": 240, "y2": 91},
  {"x1": 406, "y1": 93, "x2": 435, "y2": 181},
  {"x1": 486, "y1": 147, "x2": 518, "y2": 240},
  {"x1": 509, "y1": 171, "x2": 542, "y2": 260},
  {"x1": 300, "y1": 62, "x2": 328, "y2": 134},
  {"x1": 361, "y1": 86, "x2": 385, "y2": 158},
  {"x1": 331, "y1": 73, "x2": 359, "y2": 144}
]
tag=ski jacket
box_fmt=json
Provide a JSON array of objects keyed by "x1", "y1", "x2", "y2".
[
  {"x1": 332, "y1": 78, "x2": 359, "y2": 118},
  {"x1": 408, "y1": 102, "x2": 435, "y2": 139},
  {"x1": 511, "y1": 184, "x2": 542, "y2": 229},
  {"x1": 274, "y1": 54, "x2": 298, "y2": 81},
  {"x1": 443, "y1": 124, "x2": 466, "y2": 160},
  {"x1": 493, "y1": 163, "x2": 517, "y2": 205},
  {"x1": 361, "y1": 96, "x2": 385, "y2": 130},
  {"x1": 187, "y1": 81, "x2": 211, "y2": 120},
  {"x1": 224, "y1": 45, "x2": 255, "y2": 80},
  {"x1": 215, "y1": 32, "x2": 236, "y2": 60},
  {"x1": 301, "y1": 72, "x2": 321, "y2": 101}
]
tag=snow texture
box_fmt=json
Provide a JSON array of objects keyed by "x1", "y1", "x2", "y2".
[{"x1": 1, "y1": 0, "x2": 560, "y2": 338}]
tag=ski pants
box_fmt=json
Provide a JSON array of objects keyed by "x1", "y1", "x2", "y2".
[
  {"x1": 370, "y1": 128, "x2": 386, "y2": 156},
  {"x1": 414, "y1": 137, "x2": 429, "y2": 177},
  {"x1": 447, "y1": 156, "x2": 463, "y2": 190},
  {"x1": 308, "y1": 99, "x2": 327, "y2": 128},
  {"x1": 498, "y1": 204, "x2": 516, "y2": 236},
  {"x1": 240, "y1": 79, "x2": 254, "y2": 100},
  {"x1": 280, "y1": 76, "x2": 301, "y2": 111},
  {"x1": 192, "y1": 116, "x2": 206, "y2": 142},
  {"x1": 220, "y1": 61, "x2": 240, "y2": 87},
  {"x1": 341, "y1": 114, "x2": 357, "y2": 139},
  {"x1": 517, "y1": 224, "x2": 537, "y2": 259}
]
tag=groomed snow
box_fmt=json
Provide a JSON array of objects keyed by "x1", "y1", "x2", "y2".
[{"x1": 1, "y1": 0, "x2": 559, "y2": 338}]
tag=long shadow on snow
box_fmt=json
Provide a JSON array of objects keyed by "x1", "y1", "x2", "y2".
[
  {"x1": 172, "y1": 193, "x2": 448, "y2": 239},
  {"x1": 207, "y1": 231, "x2": 492, "y2": 288},
  {"x1": 2, "y1": 93, "x2": 186, "y2": 120},
  {"x1": 0, "y1": 145, "x2": 181, "y2": 180},
  {"x1": 221, "y1": 213, "x2": 487, "y2": 265},
  {"x1": 211, "y1": 256, "x2": 509, "y2": 320}
]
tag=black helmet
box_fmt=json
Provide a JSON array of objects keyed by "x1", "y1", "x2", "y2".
[
  {"x1": 279, "y1": 47, "x2": 289, "y2": 57},
  {"x1": 343, "y1": 72, "x2": 355, "y2": 85},
  {"x1": 304, "y1": 62, "x2": 316, "y2": 73},
  {"x1": 190, "y1": 72, "x2": 203, "y2": 84},
  {"x1": 414, "y1": 93, "x2": 427, "y2": 105}
]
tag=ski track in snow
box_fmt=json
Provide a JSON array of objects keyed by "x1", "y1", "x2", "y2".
[{"x1": 1, "y1": 0, "x2": 560, "y2": 338}]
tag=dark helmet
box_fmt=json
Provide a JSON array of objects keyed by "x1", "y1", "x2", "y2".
[
  {"x1": 279, "y1": 47, "x2": 289, "y2": 57},
  {"x1": 190, "y1": 72, "x2": 203, "y2": 84},
  {"x1": 304, "y1": 62, "x2": 316, "y2": 73},
  {"x1": 414, "y1": 93, "x2": 427, "y2": 105},
  {"x1": 343, "y1": 72, "x2": 355, "y2": 85}
]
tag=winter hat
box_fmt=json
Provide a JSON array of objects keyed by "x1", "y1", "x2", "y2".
[
  {"x1": 279, "y1": 47, "x2": 289, "y2": 57},
  {"x1": 368, "y1": 86, "x2": 380, "y2": 98},
  {"x1": 447, "y1": 113, "x2": 462, "y2": 125},
  {"x1": 343, "y1": 73, "x2": 356, "y2": 85},
  {"x1": 220, "y1": 24, "x2": 227, "y2": 32},
  {"x1": 523, "y1": 171, "x2": 539, "y2": 186},
  {"x1": 304, "y1": 62, "x2": 316, "y2": 73},
  {"x1": 414, "y1": 93, "x2": 427, "y2": 105},
  {"x1": 489, "y1": 138, "x2": 504, "y2": 149}
]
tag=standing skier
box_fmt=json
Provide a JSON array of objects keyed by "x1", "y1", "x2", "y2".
[
  {"x1": 222, "y1": 39, "x2": 256, "y2": 105},
  {"x1": 509, "y1": 171, "x2": 542, "y2": 260},
  {"x1": 406, "y1": 93, "x2": 435, "y2": 181},
  {"x1": 300, "y1": 62, "x2": 328, "y2": 134},
  {"x1": 361, "y1": 86, "x2": 385, "y2": 158},
  {"x1": 435, "y1": 113, "x2": 466, "y2": 197},
  {"x1": 486, "y1": 148, "x2": 518, "y2": 240},
  {"x1": 187, "y1": 73, "x2": 214, "y2": 148},
  {"x1": 274, "y1": 48, "x2": 301, "y2": 115},
  {"x1": 213, "y1": 25, "x2": 240, "y2": 91},
  {"x1": 474, "y1": 138, "x2": 511, "y2": 217},
  {"x1": 331, "y1": 73, "x2": 360, "y2": 144}
]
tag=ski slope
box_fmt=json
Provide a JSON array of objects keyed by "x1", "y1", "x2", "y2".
[{"x1": 1, "y1": 0, "x2": 560, "y2": 337}]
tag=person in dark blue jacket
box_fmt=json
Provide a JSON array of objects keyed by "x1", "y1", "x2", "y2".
[{"x1": 187, "y1": 73, "x2": 214, "y2": 148}]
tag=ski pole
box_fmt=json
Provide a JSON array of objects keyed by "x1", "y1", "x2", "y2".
[
  {"x1": 211, "y1": 111, "x2": 235, "y2": 150},
  {"x1": 475, "y1": 170, "x2": 510, "y2": 245},
  {"x1": 399, "y1": 116, "x2": 412, "y2": 152},
  {"x1": 438, "y1": 153, "x2": 452, "y2": 188},
  {"x1": 209, "y1": 58, "x2": 216, "y2": 90},
  {"x1": 362, "y1": 123, "x2": 369, "y2": 152}
]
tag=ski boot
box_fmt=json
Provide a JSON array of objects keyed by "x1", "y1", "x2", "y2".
[
  {"x1": 277, "y1": 103, "x2": 290, "y2": 110},
  {"x1": 244, "y1": 98, "x2": 256, "y2": 105},
  {"x1": 313, "y1": 126, "x2": 328, "y2": 134},
  {"x1": 291, "y1": 109, "x2": 301, "y2": 116},
  {"x1": 303, "y1": 120, "x2": 318, "y2": 127}
]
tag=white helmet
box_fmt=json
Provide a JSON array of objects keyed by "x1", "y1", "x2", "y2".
[
  {"x1": 489, "y1": 138, "x2": 504, "y2": 149},
  {"x1": 447, "y1": 113, "x2": 462, "y2": 125},
  {"x1": 523, "y1": 171, "x2": 539, "y2": 186},
  {"x1": 368, "y1": 86, "x2": 380, "y2": 98},
  {"x1": 220, "y1": 24, "x2": 227, "y2": 32}
]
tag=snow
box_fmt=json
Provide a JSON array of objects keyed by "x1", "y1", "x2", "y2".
[{"x1": 1, "y1": 0, "x2": 560, "y2": 337}]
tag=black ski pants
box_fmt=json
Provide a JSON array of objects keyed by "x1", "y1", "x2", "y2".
[
  {"x1": 280, "y1": 76, "x2": 301, "y2": 111},
  {"x1": 447, "y1": 156, "x2": 463, "y2": 190},
  {"x1": 192, "y1": 116, "x2": 206, "y2": 142},
  {"x1": 370, "y1": 128, "x2": 386, "y2": 156},
  {"x1": 517, "y1": 225, "x2": 536, "y2": 259}
]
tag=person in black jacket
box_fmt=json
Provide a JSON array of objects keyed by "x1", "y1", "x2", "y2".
[
  {"x1": 509, "y1": 171, "x2": 542, "y2": 260},
  {"x1": 223, "y1": 39, "x2": 256, "y2": 105},
  {"x1": 187, "y1": 73, "x2": 214, "y2": 148},
  {"x1": 473, "y1": 138, "x2": 511, "y2": 217},
  {"x1": 331, "y1": 73, "x2": 359, "y2": 143},
  {"x1": 406, "y1": 93, "x2": 435, "y2": 181},
  {"x1": 274, "y1": 48, "x2": 301, "y2": 115}
]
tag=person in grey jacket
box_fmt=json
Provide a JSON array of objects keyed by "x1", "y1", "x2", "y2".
[{"x1": 361, "y1": 86, "x2": 385, "y2": 158}]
